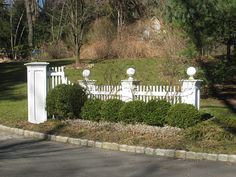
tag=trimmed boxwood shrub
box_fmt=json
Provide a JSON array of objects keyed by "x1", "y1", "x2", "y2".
[
  {"x1": 81, "y1": 99, "x2": 103, "y2": 121},
  {"x1": 46, "y1": 84, "x2": 87, "y2": 119},
  {"x1": 144, "y1": 99, "x2": 171, "y2": 126},
  {"x1": 100, "y1": 99, "x2": 124, "y2": 122},
  {"x1": 118, "y1": 100, "x2": 146, "y2": 124},
  {"x1": 166, "y1": 103, "x2": 201, "y2": 128}
]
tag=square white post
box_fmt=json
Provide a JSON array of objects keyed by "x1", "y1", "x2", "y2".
[
  {"x1": 78, "y1": 69, "x2": 96, "y2": 95},
  {"x1": 180, "y1": 80, "x2": 202, "y2": 109},
  {"x1": 78, "y1": 80, "x2": 96, "y2": 92},
  {"x1": 25, "y1": 62, "x2": 49, "y2": 124},
  {"x1": 179, "y1": 67, "x2": 203, "y2": 110},
  {"x1": 121, "y1": 68, "x2": 140, "y2": 102},
  {"x1": 121, "y1": 80, "x2": 140, "y2": 102}
]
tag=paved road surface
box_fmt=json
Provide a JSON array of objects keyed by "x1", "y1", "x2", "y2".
[{"x1": 0, "y1": 130, "x2": 236, "y2": 177}]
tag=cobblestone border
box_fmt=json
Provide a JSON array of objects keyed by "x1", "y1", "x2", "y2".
[{"x1": 1, "y1": 124, "x2": 236, "y2": 163}]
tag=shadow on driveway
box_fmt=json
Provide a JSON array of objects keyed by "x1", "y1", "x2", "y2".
[{"x1": 0, "y1": 137, "x2": 236, "y2": 177}]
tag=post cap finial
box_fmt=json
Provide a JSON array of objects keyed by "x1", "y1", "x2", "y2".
[
  {"x1": 187, "y1": 67, "x2": 196, "y2": 80},
  {"x1": 126, "y1": 68, "x2": 135, "y2": 80},
  {"x1": 82, "y1": 69, "x2": 90, "y2": 80}
]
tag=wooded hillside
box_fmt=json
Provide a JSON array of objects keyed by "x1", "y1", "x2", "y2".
[{"x1": 0, "y1": 0, "x2": 235, "y2": 63}]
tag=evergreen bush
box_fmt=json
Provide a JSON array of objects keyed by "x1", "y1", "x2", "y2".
[
  {"x1": 166, "y1": 103, "x2": 201, "y2": 128},
  {"x1": 46, "y1": 84, "x2": 87, "y2": 119},
  {"x1": 81, "y1": 99, "x2": 103, "y2": 121},
  {"x1": 118, "y1": 100, "x2": 146, "y2": 124},
  {"x1": 144, "y1": 99, "x2": 171, "y2": 126},
  {"x1": 100, "y1": 99, "x2": 124, "y2": 122}
]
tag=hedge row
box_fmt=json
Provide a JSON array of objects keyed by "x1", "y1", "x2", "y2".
[
  {"x1": 80, "y1": 99, "x2": 201, "y2": 128},
  {"x1": 46, "y1": 84, "x2": 202, "y2": 128}
]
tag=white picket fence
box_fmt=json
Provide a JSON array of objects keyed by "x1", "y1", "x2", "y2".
[
  {"x1": 25, "y1": 62, "x2": 202, "y2": 124},
  {"x1": 91, "y1": 85, "x2": 122, "y2": 100},
  {"x1": 47, "y1": 66, "x2": 72, "y2": 90},
  {"x1": 47, "y1": 66, "x2": 181, "y2": 103},
  {"x1": 135, "y1": 85, "x2": 181, "y2": 104}
]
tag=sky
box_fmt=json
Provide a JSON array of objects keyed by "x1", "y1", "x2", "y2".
[{"x1": 4, "y1": 0, "x2": 45, "y2": 8}]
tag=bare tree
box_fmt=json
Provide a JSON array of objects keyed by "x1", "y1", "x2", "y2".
[
  {"x1": 65, "y1": 0, "x2": 96, "y2": 66},
  {"x1": 24, "y1": 0, "x2": 38, "y2": 49},
  {"x1": 24, "y1": 0, "x2": 33, "y2": 48},
  {"x1": 43, "y1": 0, "x2": 66, "y2": 41},
  {"x1": 109, "y1": 0, "x2": 145, "y2": 36},
  {"x1": 9, "y1": 0, "x2": 25, "y2": 59}
]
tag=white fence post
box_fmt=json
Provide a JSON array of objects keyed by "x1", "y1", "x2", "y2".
[
  {"x1": 25, "y1": 62, "x2": 49, "y2": 124},
  {"x1": 78, "y1": 69, "x2": 96, "y2": 94},
  {"x1": 180, "y1": 67, "x2": 202, "y2": 110},
  {"x1": 79, "y1": 80, "x2": 97, "y2": 92},
  {"x1": 121, "y1": 68, "x2": 140, "y2": 102}
]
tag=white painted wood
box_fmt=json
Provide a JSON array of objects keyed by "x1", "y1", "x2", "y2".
[
  {"x1": 25, "y1": 62, "x2": 49, "y2": 124},
  {"x1": 121, "y1": 80, "x2": 140, "y2": 102},
  {"x1": 180, "y1": 80, "x2": 202, "y2": 109}
]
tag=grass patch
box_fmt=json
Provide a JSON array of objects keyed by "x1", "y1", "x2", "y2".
[
  {"x1": 201, "y1": 98, "x2": 236, "y2": 120},
  {"x1": 65, "y1": 58, "x2": 187, "y2": 85},
  {"x1": 184, "y1": 119, "x2": 236, "y2": 154}
]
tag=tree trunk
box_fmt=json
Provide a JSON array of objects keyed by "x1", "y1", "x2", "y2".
[
  {"x1": 51, "y1": 15, "x2": 54, "y2": 42},
  {"x1": 10, "y1": 1, "x2": 14, "y2": 59},
  {"x1": 117, "y1": 9, "x2": 123, "y2": 36},
  {"x1": 75, "y1": 42, "x2": 79, "y2": 66},
  {"x1": 74, "y1": 0, "x2": 81, "y2": 66},
  {"x1": 58, "y1": 1, "x2": 66, "y2": 40},
  {"x1": 226, "y1": 39, "x2": 231, "y2": 62},
  {"x1": 24, "y1": 0, "x2": 33, "y2": 48}
]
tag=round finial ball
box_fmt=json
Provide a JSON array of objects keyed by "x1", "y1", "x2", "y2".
[
  {"x1": 187, "y1": 67, "x2": 196, "y2": 77},
  {"x1": 82, "y1": 69, "x2": 90, "y2": 78},
  {"x1": 127, "y1": 68, "x2": 135, "y2": 76}
]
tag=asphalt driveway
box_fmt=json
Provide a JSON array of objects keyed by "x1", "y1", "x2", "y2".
[{"x1": 0, "y1": 130, "x2": 236, "y2": 177}]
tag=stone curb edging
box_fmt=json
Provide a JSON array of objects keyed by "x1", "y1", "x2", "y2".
[{"x1": 1, "y1": 124, "x2": 236, "y2": 163}]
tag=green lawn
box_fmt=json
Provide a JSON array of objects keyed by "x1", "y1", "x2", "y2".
[
  {"x1": 65, "y1": 58, "x2": 187, "y2": 85},
  {"x1": 201, "y1": 98, "x2": 236, "y2": 120},
  {"x1": 0, "y1": 61, "x2": 27, "y2": 126},
  {"x1": 0, "y1": 84, "x2": 27, "y2": 126}
]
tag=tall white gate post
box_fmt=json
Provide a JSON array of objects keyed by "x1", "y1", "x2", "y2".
[
  {"x1": 180, "y1": 67, "x2": 202, "y2": 110},
  {"x1": 25, "y1": 62, "x2": 49, "y2": 124},
  {"x1": 121, "y1": 68, "x2": 140, "y2": 102}
]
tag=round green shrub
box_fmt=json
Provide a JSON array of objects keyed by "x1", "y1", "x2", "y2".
[
  {"x1": 100, "y1": 99, "x2": 124, "y2": 122},
  {"x1": 118, "y1": 100, "x2": 146, "y2": 124},
  {"x1": 81, "y1": 99, "x2": 104, "y2": 121},
  {"x1": 46, "y1": 84, "x2": 87, "y2": 119},
  {"x1": 144, "y1": 99, "x2": 171, "y2": 126},
  {"x1": 166, "y1": 103, "x2": 201, "y2": 128}
]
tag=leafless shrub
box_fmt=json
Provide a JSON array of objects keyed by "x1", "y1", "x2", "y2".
[
  {"x1": 81, "y1": 39, "x2": 110, "y2": 59},
  {"x1": 42, "y1": 40, "x2": 70, "y2": 59},
  {"x1": 81, "y1": 18, "x2": 189, "y2": 65},
  {"x1": 81, "y1": 17, "x2": 115, "y2": 59}
]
